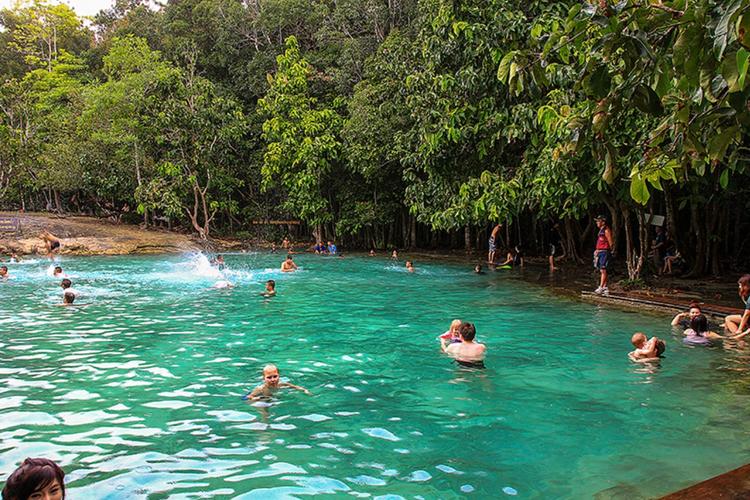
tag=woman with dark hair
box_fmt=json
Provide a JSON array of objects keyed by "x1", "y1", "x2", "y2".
[
  {"x1": 1, "y1": 458, "x2": 64, "y2": 500},
  {"x1": 683, "y1": 314, "x2": 723, "y2": 346}
]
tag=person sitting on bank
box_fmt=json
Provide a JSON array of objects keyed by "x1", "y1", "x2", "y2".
[
  {"x1": 327, "y1": 241, "x2": 338, "y2": 254},
  {"x1": 313, "y1": 241, "x2": 326, "y2": 254},
  {"x1": 441, "y1": 322, "x2": 486, "y2": 368},
  {"x1": 1, "y1": 457, "x2": 65, "y2": 500},
  {"x1": 724, "y1": 275, "x2": 750, "y2": 335},
  {"x1": 671, "y1": 302, "x2": 703, "y2": 329},
  {"x1": 40, "y1": 231, "x2": 61, "y2": 260},
  {"x1": 281, "y1": 254, "x2": 298, "y2": 272},
  {"x1": 629, "y1": 333, "x2": 666, "y2": 362}
]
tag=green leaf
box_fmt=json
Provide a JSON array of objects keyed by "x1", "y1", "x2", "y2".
[
  {"x1": 497, "y1": 51, "x2": 516, "y2": 83},
  {"x1": 586, "y1": 65, "x2": 611, "y2": 98},
  {"x1": 630, "y1": 176, "x2": 650, "y2": 204},
  {"x1": 632, "y1": 84, "x2": 664, "y2": 115},
  {"x1": 738, "y1": 48, "x2": 750, "y2": 89},
  {"x1": 720, "y1": 169, "x2": 729, "y2": 189},
  {"x1": 714, "y1": 0, "x2": 742, "y2": 60},
  {"x1": 707, "y1": 126, "x2": 738, "y2": 162}
]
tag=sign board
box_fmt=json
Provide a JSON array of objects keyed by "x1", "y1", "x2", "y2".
[
  {"x1": 644, "y1": 213, "x2": 665, "y2": 226},
  {"x1": 251, "y1": 220, "x2": 301, "y2": 225},
  {"x1": 0, "y1": 217, "x2": 19, "y2": 233}
]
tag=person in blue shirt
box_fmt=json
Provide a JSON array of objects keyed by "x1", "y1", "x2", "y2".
[{"x1": 327, "y1": 241, "x2": 337, "y2": 254}]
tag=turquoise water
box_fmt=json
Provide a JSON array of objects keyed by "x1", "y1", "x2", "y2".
[{"x1": 2, "y1": 254, "x2": 750, "y2": 499}]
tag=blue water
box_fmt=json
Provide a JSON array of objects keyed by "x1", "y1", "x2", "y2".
[{"x1": 2, "y1": 253, "x2": 750, "y2": 498}]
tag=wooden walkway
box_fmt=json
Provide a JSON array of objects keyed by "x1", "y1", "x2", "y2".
[
  {"x1": 581, "y1": 291, "x2": 743, "y2": 319},
  {"x1": 660, "y1": 463, "x2": 750, "y2": 499}
]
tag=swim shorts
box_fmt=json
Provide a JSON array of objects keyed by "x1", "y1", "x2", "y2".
[{"x1": 594, "y1": 250, "x2": 611, "y2": 270}]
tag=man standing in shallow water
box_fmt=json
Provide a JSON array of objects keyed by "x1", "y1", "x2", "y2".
[
  {"x1": 441, "y1": 322, "x2": 486, "y2": 368},
  {"x1": 280, "y1": 254, "x2": 298, "y2": 272},
  {"x1": 244, "y1": 364, "x2": 310, "y2": 400}
]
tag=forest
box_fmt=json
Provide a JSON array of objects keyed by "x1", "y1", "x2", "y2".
[{"x1": 1, "y1": 0, "x2": 749, "y2": 278}]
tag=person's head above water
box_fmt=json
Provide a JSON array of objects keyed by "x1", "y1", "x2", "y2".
[
  {"x1": 62, "y1": 292, "x2": 75, "y2": 305},
  {"x1": 60, "y1": 279, "x2": 72, "y2": 290},
  {"x1": 687, "y1": 302, "x2": 702, "y2": 318},
  {"x1": 1, "y1": 457, "x2": 65, "y2": 500},
  {"x1": 0, "y1": 266, "x2": 7, "y2": 277},
  {"x1": 690, "y1": 314, "x2": 709, "y2": 333},
  {"x1": 460, "y1": 322, "x2": 476, "y2": 342},
  {"x1": 262, "y1": 364, "x2": 280, "y2": 387},
  {"x1": 266, "y1": 279, "x2": 275, "y2": 290},
  {"x1": 449, "y1": 319, "x2": 462, "y2": 335},
  {"x1": 631, "y1": 332, "x2": 647, "y2": 348},
  {"x1": 286, "y1": 254, "x2": 293, "y2": 261},
  {"x1": 474, "y1": 263, "x2": 482, "y2": 273},
  {"x1": 53, "y1": 266, "x2": 62, "y2": 275}
]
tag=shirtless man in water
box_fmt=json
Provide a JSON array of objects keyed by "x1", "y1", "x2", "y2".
[
  {"x1": 243, "y1": 364, "x2": 310, "y2": 400},
  {"x1": 441, "y1": 322, "x2": 486, "y2": 368},
  {"x1": 281, "y1": 254, "x2": 298, "y2": 272}
]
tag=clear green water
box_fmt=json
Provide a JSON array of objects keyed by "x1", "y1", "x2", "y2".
[{"x1": 2, "y1": 254, "x2": 750, "y2": 499}]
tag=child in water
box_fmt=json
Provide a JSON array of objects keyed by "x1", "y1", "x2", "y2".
[
  {"x1": 629, "y1": 333, "x2": 666, "y2": 362},
  {"x1": 261, "y1": 280, "x2": 276, "y2": 297},
  {"x1": 243, "y1": 364, "x2": 310, "y2": 400},
  {"x1": 405, "y1": 261, "x2": 415, "y2": 272},
  {"x1": 0, "y1": 265, "x2": 8, "y2": 279},
  {"x1": 440, "y1": 319, "x2": 463, "y2": 344}
]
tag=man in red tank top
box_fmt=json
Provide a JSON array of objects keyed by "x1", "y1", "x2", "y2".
[{"x1": 593, "y1": 215, "x2": 614, "y2": 295}]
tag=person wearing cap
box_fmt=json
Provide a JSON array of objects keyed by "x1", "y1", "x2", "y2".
[{"x1": 593, "y1": 215, "x2": 614, "y2": 295}]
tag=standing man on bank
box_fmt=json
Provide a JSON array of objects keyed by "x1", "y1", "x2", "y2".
[
  {"x1": 488, "y1": 223, "x2": 502, "y2": 264},
  {"x1": 593, "y1": 215, "x2": 614, "y2": 296}
]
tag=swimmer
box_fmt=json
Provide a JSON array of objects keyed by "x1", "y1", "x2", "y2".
[
  {"x1": 441, "y1": 322, "x2": 486, "y2": 368},
  {"x1": 629, "y1": 333, "x2": 666, "y2": 362},
  {"x1": 1, "y1": 457, "x2": 65, "y2": 500},
  {"x1": 391, "y1": 249, "x2": 398, "y2": 260},
  {"x1": 671, "y1": 302, "x2": 702, "y2": 328},
  {"x1": 243, "y1": 364, "x2": 311, "y2": 400},
  {"x1": 213, "y1": 280, "x2": 234, "y2": 289},
  {"x1": 261, "y1": 279, "x2": 276, "y2": 297},
  {"x1": 52, "y1": 266, "x2": 67, "y2": 278},
  {"x1": 683, "y1": 314, "x2": 724, "y2": 345},
  {"x1": 474, "y1": 263, "x2": 484, "y2": 274},
  {"x1": 405, "y1": 260, "x2": 415, "y2": 272},
  {"x1": 281, "y1": 254, "x2": 298, "y2": 272},
  {"x1": 9, "y1": 252, "x2": 20, "y2": 263},
  {"x1": 439, "y1": 319, "x2": 462, "y2": 344},
  {"x1": 56, "y1": 291, "x2": 76, "y2": 306},
  {"x1": 270, "y1": 243, "x2": 278, "y2": 253},
  {"x1": 40, "y1": 230, "x2": 61, "y2": 260},
  {"x1": 210, "y1": 255, "x2": 226, "y2": 270},
  {"x1": 0, "y1": 265, "x2": 8, "y2": 279},
  {"x1": 369, "y1": 249, "x2": 376, "y2": 257},
  {"x1": 60, "y1": 278, "x2": 77, "y2": 298}
]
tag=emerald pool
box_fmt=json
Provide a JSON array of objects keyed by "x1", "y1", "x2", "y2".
[{"x1": 2, "y1": 254, "x2": 750, "y2": 498}]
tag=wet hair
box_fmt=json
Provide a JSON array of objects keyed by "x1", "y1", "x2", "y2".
[
  {"x1": 655, "y1": 339, "x2": 666, "y2": 357},
  {"x1": 1, "y1": 457, "x2": 65, "y2": 500},
  {"x1": 688, "y1": 302, "x2": 702, "y2": 312},
  {"x1": 266, "y1": 279, "x2": 275, "y2": 288},
  {"x1": 739, "y1": 275, "x2": 750, "y2": 288},
  {"x1": 61, "y1": 279, "x2": 72, "y2": 289},
  {"x1": 54, "y1": 266, "x2": 62, "y2": 273},
  {"x1": 406, "y1": 261, "x2": 413, "y2": 266},
  {"x1": 286, "y1": 254, "x2": 293, "y2": 260},
  {"x1": 460, "y1": 322, "x2": 476, "y2": 341},
  {"x1": 0, "y1": 266, "x2": 7, "y2": 272},
  {"x1": 690, "y1": 314, "x2": 709, "y2": 333},
  {"x1": 63, "y1": 292, "x2": 75, "y2": 304}
]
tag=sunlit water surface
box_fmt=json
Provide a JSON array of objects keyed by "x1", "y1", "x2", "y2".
[{"x1": 2, "y1": 254, "x2": 750, "y2": 499}]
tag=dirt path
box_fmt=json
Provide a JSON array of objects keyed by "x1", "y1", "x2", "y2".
[{"x1": 0, "y1": 212, "x2": 202, "y2": 255}]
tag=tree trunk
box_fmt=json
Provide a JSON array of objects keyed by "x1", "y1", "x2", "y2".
[
  {"x1": 410, "y1": 215, "x2": 417, "y2": 249},
  {"x1": 686, "y1": 202, "x2": 706, "y2": 277},
  {"x1": 464, "y1": 225, "x2": 471, "y2": 254}
]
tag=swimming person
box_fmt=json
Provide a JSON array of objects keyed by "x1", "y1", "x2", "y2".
[
  {"x1": 369, "y1": 249, "x2": 376, "y2": 257},
  {"x1": 60, "y1": 278, "x2": 77, "y2": 299},
  {"x1": 1, "y1": 457, "x2": 65, "y2": 500},
  {"x1": 0, "y1": 265, "x2": 8, "y2": 279},
  {"x1": 212, "y1": 280, "x2": 234, "y2": 289},
  {"x1": 243, "y1": 364, "x2": 311, "y2": 400},
  {"x1": 9, "y1": 252, "x2": 20, "y2": 263},
  {"x1": 391, "y1": 249, "x2": 399, "y2": 260},
  {"x1": 439, "y1": 319, "x2": 462, "y2": 344},
  {"x1": 629, "y1": 333, "x2": 666, "y2": 362},
  {"x1": 58, "y1": 291, "x2": 76, "y2": 306},
  {"x1": 593, "y1": 215, "x2": 614, "y2": 296},
  {"x1": 474, "y1": 263, "x2": 484, "y2": 274},
  {"x1": 671, "y1": 302, "x2": 702, "y2": 329},
  {"x1": 261, "y1": 280, "x2": 276, "y2": 297},
  {"x1": 210, "y1": 255, "x2": 226, "y2": 270},
  {"x1": 405, "y1": 260, "x2": 415, "y2": 272},
  {"x1": 683, "y1": 314, "x2": 723, "y2": 345},
  {"x1": 488, "y1": 223, "x2": 502, "y2": 263},
  {"x1": 724, "y1": 275, "x2": 750, "y2": 335},
  {"x1": 40, "y1": 231, "x2": 61, "y2": 260},
  {"x1": 281, "y1": 254, "x2": 298, "y2": 272},
  {"x1": 52, "y1": 266, "x2": 66, "y2": 278},
  {"x1": 441, "y1": 322, "x2": 487, "y2": 368}
]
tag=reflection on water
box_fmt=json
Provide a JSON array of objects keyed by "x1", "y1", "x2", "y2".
[{"x1": 2, "y1": 254, "x2": 750, "y2": 498}]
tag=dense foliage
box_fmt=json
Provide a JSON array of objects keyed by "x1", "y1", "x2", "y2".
[{"x1": 2, "y1": 0, "x2": 750, "y2": 276}]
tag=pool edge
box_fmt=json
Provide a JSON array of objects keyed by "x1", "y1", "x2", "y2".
[{"x1": 659, "y1": 463, "x2": 750, "y2": 499}]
